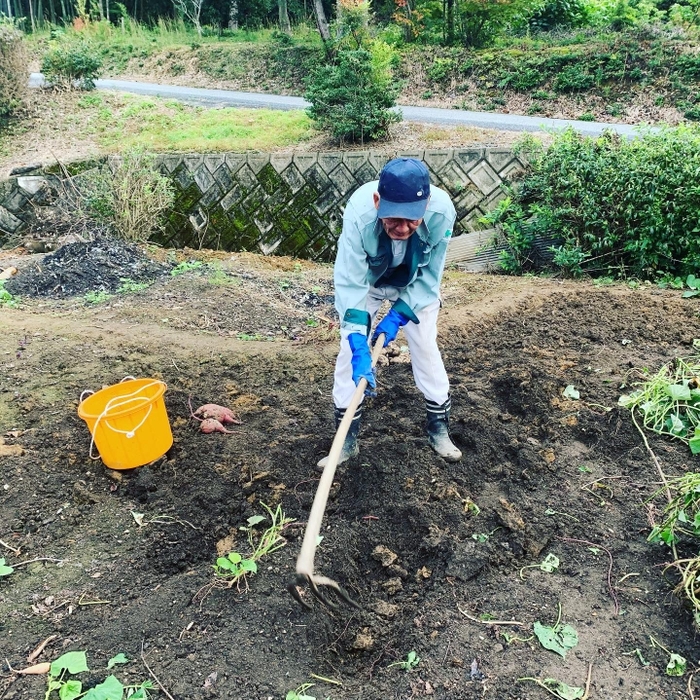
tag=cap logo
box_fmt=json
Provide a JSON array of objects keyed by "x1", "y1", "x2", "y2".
[{"x1": 417, "y1": 190, "x2": 423, "y2": 196}]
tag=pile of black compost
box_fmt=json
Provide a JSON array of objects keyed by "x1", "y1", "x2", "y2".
[{"x1": 6, "y1": 238, "x2": 170, "y2": 298}]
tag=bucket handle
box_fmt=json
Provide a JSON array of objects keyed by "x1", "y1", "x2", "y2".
[
  {"x1": 84, "y1": 380, "x2": 165, "y2": 463},
  {"x1": 104, "y1": 404, "x2": 152, "y2": 438},
  {"x1": 80, "y1": 375, "x2": 134, "y2": 405}
]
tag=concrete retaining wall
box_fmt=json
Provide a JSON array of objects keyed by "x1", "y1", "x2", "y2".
[{"x1": 0, "y1": 148, "x2": 528, "y2": 267}]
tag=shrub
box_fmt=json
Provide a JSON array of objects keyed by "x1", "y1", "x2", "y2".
[
  {"x1": 528, "y1": 0, "x2": 589, "y2": 31},
  {"x1": 304, "y1": 45, "x2": 401, "y2": 143},
  {"x1": 488, "y1": 127, "x2": 700, "y2": 279},
  {"x1": 0, "y1": 23, "x2": 28, "y2": 117},
  {"x1": 41, "y1": 40, "x2": 103, "y2": 90},
  {"x1": 108, "y1": 150, "x2": 175, "y2": 242},
  {"x1": 79, "y1": 151, "x2": 174, "y2": 243}
]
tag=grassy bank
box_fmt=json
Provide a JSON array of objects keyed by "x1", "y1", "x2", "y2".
[
  {"x1": 0, "y1": 90, "x2": 316, "y2": 174},
  {"x1": 26, "y1": 21, "x2": 700, "y2": 124}
]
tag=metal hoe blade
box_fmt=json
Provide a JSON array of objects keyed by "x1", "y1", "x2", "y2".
[{"x1": 289, "y1": 334, "x2": 385, "y2": 611}]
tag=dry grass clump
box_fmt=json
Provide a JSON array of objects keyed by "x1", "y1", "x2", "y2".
[{"x1": 0, "y1": 25, "x2": 28, "y2": 117}]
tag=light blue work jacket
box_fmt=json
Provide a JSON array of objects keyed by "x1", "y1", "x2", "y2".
[{"x1": 334, "y1": 180, "x2": 457, "y2": 336}]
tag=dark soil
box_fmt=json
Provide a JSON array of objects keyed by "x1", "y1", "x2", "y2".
[
  {"x1": 1, "y1": 242, "x2": 699, "y2": 700},
  {"x1": 5, "y1": 240, "x2": 171, "y2": 298}
]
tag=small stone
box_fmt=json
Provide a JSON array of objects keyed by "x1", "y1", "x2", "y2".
[
  {"x1": 0, "y1": 443, "x2": 24, "y2": 457},
  {"x1": 387, "y1": 564, "x2": 409, "y2": 579},
  {"x1": 416, "y1": 565, "x2": 432, "y2": 580},
  {"x1": 382, "y1": 577, "x2": 403, "y2": 595},
  {"x1": 371, "y1": 601, "x2": 399, "y2": 619},
  {"x1": 372, "y1": 545, "x2": 398, "y2": 567},
  {"x1": 351, "y1": 629, "x2": 374, "y2": 651}
]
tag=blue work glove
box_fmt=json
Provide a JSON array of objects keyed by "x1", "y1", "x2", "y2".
[
  {"x1": 372, "y1": 308, "x2": 409, "y2": 347},
  {"x1": 348, "y1": 333, "x2": 376, "y2": 389}
]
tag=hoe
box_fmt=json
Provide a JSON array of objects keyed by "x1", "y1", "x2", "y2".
[{"x1": 289, "y1": 333, "x2": 385, "y2": 610}]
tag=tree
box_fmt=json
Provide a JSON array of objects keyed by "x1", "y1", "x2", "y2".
[
  {"x1": 312, "y1": 0, "x2": 331, "y2": 41},
  {"x1": 228, "y1": 0, "x2": 238, "y2": 30},
  {"x1": 305, "y1": 47, "x2": 401, "y2": 143},
  {"x1": 278, "y1": 0, "x2": 291, "y2": 32},
  {"x1": 172, "y1": 0, "x2": 203, "y2": 34}
]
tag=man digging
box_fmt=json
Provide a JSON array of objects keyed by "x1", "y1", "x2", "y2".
[{"x1": 318, "y1": 157, "x2": 462, "y2": 467}]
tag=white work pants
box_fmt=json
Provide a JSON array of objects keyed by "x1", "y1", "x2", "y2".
[{"x1": 332, "y1": 286, "x2": 450, "y2": 409}]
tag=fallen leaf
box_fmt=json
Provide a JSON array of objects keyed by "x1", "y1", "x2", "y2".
[
  {"x1": 203, "y1": 671, "x2": 218, "y2": 688},
  {"x1": 563, "y1": 385, "x2": 580, "y2": 400},
  {"x1": 534, "y1": 621, "x2": 579, "y2": 658}
]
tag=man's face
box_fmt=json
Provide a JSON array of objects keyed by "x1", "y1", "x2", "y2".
[
  {"x1": 380, "y1": 217, "x2": 423, "y2": 241},
  {"x1": 373, "y1": 192, "x2": 424, "y2": 241}
]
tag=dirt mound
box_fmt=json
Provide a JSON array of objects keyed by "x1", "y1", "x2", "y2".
[
  {"x1": 5, "y1": 238, "x2": 171, "y2": 298},
  {"x1": 0, "y1": 260, "x2": 698, "y2": 700}
]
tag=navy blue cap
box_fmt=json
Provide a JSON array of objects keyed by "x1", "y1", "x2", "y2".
[{"x1": 377, "y1": 158, "x2": 431, "y2": 220}]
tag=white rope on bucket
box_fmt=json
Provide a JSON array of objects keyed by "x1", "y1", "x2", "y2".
[{"x1": 81, "y1": 378, "x2": 165, "y2": 461}]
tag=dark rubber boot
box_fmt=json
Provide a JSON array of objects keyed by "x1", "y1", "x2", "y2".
[
  {"x1": 426, "y1": 396, "x2": 462, "y2": 462},
  {"x1": 317, "y1": 406, "x2": 362, "y2": 469}
]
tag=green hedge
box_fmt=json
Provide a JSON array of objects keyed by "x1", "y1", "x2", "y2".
[{"x1": 487, "y1": 127, "x2": 700, "y2": 279}]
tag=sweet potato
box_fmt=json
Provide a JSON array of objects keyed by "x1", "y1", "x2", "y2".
[
  {"x1": 194, "y1": 403, "x2": 241, "y2": 425},
  {"x1": 200, "y1": 418, "x2": 235, "y2": 434},
  {"x1": 188, "y1": 397, "x2": 241, "y2": 425},
  {"x1": 17, "y1": 662, "x2": 51, "y2": 675}
]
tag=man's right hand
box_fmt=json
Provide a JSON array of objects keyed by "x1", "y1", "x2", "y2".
[{"x1": 348, "y1": 333, "x2": 376, "y2": 388}]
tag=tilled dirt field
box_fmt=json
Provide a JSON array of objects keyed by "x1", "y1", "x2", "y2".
[{"x1": 1, "y1": 243, "x2": 699, "y2": 700}]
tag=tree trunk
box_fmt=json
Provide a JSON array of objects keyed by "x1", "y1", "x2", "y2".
[
  {"x1": 5, "y1": 0, "x2": 12, "y2": 19},
  {"x1": 278, "y1": 0, "x2": 291, "y2": 34},
  {"x1": 228, "y1": 0, "x2": 238, "y2": 30},
  {"x1": 446, "y1": 0, "x2": 454, "y2": 44},
  {"x1": 28, "y1": 0, "x2": 36, "y2": 30},
  {"x1": 312, "y1": 0, "x2": 330, "y2": 42},
  {"x1": 48, "y1": 0, "x2": 55, "y2": 23}
]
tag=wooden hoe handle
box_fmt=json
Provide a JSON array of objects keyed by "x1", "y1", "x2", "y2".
[{"x1": 290, "y1": 333, "x2": 385, "y2": 608}]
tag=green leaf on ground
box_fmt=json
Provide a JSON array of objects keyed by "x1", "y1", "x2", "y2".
[
  {"x1": 666, "y1": 653, "x2": 687, "y2": 676},
  {"x1": 542, "y1": 679, "x2": 584, "y2": 700},
  {"x1": 540, "y1": 553, "x2": 560, "y2": 572},
  {"x1": 50, "y1": 651, "x2": 89, "y2": 677},
  {"x1": 533, "y1": 621, "x2": 579, "y2": 658},
  {"x1": 106, "y1": 653, "x2": 129, "y2": 669},
  {"x1": 81, "y1": 675, "x2": 124, "y2": 700},
  {"x1": 563, "y1": 385, "x2": 580, "y2": 400},
  {"x1": 58, "y1": 679, "x2": 82, "y2": 700},
  {"x1": 689, "y1": 427, "x2": 700, "y2": 454},
  {"x1": 0, "y1": 558, "x2": 14, "y2": 577},
  {"x1": 666, "y1": 384, "x2": 691, "y2": 401}
]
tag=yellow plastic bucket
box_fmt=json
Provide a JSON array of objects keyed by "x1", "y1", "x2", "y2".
[{"x1": 78, "y1": 378, "x2": 173, "y2": 470}]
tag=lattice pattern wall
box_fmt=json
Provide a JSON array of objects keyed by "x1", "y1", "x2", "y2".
[
  {"x1": 0, "y1": 149, "x2": 527, "y2": 264},
  {"x1": 151, "y1": 148, "x2": 527, "y2": 262}
]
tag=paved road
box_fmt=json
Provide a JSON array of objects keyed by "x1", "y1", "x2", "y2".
[{"x1": 30, "y1": 73, "x2": 643, "y2": 138}]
